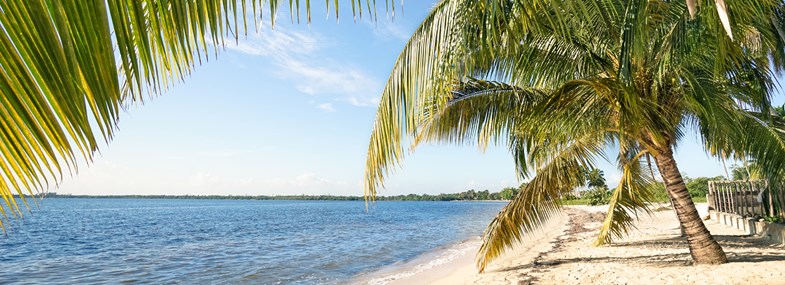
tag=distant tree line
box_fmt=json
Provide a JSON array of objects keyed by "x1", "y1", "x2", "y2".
[
  {"x1": 27, "y1": 186, "x2": 526, "y2": 202},
  {"x1": 23, "y1": 175, "x2": 724, "y2": 204}
]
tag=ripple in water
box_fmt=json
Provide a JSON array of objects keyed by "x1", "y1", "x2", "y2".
[{"x1": 0, "y1": 199, "x2": 503, "y2": 284}]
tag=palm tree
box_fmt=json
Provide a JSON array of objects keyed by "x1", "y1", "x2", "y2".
[
  {"x1": 584, "y1": 168, "x2": 607, "y2": 189},
  {"x1": 364, "y1": 0, "x2": 785, "y2": 271}
]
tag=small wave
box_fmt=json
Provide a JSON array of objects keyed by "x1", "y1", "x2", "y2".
[{"x1": 362, "y1": 238, "x2": 480, "y2": 285}]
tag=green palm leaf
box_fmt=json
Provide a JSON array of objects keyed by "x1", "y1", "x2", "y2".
[
  {"x1": 365, "y1": 0, "x2": 785, "y2": 270},
  {"x1": 0, "y1": 0, "x2": 395, "y2": 228},
  {"x1": 595, "y1": 145, "x2": 656, "y2": 246}
]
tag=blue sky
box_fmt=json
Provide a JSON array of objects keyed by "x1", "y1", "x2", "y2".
[{"x1": 57, "y1": 2, "x2": 779, "y2": 196}]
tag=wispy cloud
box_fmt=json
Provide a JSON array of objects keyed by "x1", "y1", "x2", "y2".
[
  {"x1": 224, "y1": 28, "x2": 381, "y2": 108},
  {"x1": 227, "y1": 30, "x2": 320, "y2": 57},
  {"x1": 367, "y1": 20, "x2": 412, "y2": 42},
  {"x1": 317, "y1": 103, "x2": 335, "y2": 112},
  {"x1": 342, "y1": 96, "x2": 380, "y2": 107},
  {"x1": 277, "y1": 59, "x2": 379, "y2": 97}
]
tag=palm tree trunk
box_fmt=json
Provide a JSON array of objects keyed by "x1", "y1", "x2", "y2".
[{"x1": 654, "y1": 147, "x2": 728, "y2": 264}]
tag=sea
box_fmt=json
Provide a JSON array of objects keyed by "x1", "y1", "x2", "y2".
[{"x1": 0, "y1": 198, "x2": 505, "y2": 284}]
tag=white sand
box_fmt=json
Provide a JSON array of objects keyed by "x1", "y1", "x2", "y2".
[{"x1": 357, "y1": 203, "x2": 785, "y2": 285}]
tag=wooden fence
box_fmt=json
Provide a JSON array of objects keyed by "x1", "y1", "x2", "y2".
[{"x1": 707, "y1": 180, "x2": 784, "y2": 218}]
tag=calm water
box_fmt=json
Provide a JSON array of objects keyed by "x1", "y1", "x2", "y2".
[{"x1": 0, "y1": 198, "x2": 504, "y2": 284}]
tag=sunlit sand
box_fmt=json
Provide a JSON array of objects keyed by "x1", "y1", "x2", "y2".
[{"x1": 370, "y1": 204, "x2": 785, "y2": 285}]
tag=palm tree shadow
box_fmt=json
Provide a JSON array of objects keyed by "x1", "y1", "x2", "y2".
[
  {"x1": 491, "y1": 234, "x2": 785, "y2": 273},
  {"x1": 615, "y1": 233, "x2": 781, "y2": 249},
  {"x1": 492, "y1": 253, "x2": 690, "y2": 273}
]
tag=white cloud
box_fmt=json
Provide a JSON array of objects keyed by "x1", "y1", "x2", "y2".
[
  {"x1": 342, "y1": 95, "x2": 380, "y2": 107},
  {"x1": 367, "y1": 20, "x2": 412, "y2": 42},
  {"x1": 277, "y1": 58, "x2": 379, "y2": 97},
  {"x1": 226, "y1": 30, "x2": 320, "y2": 57},
  {"x1": 317, "y1": 103, "x2": 335, "y2": 112},
  {"x1": 225, "y1": 28, "x2": 381, "y2": 107}
]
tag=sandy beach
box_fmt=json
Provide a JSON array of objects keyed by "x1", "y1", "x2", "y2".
[{"x1": 361, "y1": 203, "x2": 785, "y2": 285}]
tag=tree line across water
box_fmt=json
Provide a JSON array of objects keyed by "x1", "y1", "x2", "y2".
[
  {"x1": 27, "y1": 173, "x2": 720, "y2": 204},
  {"x1": 33, "y1": 187, "x2": 523, "y2": 202}
]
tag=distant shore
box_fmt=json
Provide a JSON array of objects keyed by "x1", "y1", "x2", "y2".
[
  {"x1": 358, "y1": 203, "x2": 785, "y2": 285},
  {"x1": 22, "y1": 193, "x2": 515, "y2": 202}
]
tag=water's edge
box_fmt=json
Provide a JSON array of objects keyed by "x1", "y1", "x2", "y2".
[
  {"x1": 0, "y1": 199, "x2": 503, "y2": 284},
  {"x1": 350, "y1": 236, "x2": 481, "y2": 285}
]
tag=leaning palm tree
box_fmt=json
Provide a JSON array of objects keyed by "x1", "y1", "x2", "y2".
[{"x1": 364, "y1": 0, "x2": 785, "y2": 271}]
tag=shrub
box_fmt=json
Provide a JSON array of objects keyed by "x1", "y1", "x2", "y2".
[
  {"x1": 686, "y1": 177, "x2": 713, "y2": 198},
  {"x1": 584, "y1": 187, "x2": 612, "y2": 205},
  {"x1": 563, "y1": 193, "x2": 578, "y2": 200}
]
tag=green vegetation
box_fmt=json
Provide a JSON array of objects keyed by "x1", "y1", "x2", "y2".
[
  {"x1": 685, "y1": 176, "x2": 724, "y2": 198},
  {"x1": 560, "y1": 199, "x2": 592, "y2": 206},
  {"x1": 28, "y1": 188, "x2": 524, "y2": 202},
  {"x1": 561, "y1": 175, "x2": 715, "y2": 206},
  {"x1": 583, "y1": 188, "x2": 612, "y2": 206},
  {"x1": 363, "y1": 0, "x2": 785, "y2": 270}
]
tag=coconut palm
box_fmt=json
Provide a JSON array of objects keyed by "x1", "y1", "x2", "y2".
[
  {"x1": 584, "y1": 168, "x2": 607, "y2": 189},
  {"x1": 364, "y1": 0, "x2": 785, "y2": 271}
]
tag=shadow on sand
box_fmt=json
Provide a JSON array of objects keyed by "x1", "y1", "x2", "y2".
[{"x1": 492, "y1": 217, "x2": 785, "y2": 274}]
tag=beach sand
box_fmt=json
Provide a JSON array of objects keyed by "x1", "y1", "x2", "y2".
[{"x1": 362, "y1": 203, "x2": 785, "y2": 285}]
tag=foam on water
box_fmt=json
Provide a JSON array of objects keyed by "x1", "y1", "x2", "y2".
[{"x1": 359, "y1": 237, "x2": 480, "y2": 285}]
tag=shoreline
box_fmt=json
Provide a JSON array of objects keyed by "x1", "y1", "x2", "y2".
[
  {"x1": 354, "y1": 203, "x2": 785, "y2": 284},
  {"x1": 351, "y1": 237, "x2": 484, "y2": 285},
  {"x1": 30, "y1": 195, "x2": 514, "y2": 202},
  {"x1": 351, "y1": 209, "x2": 572, "y2": 285}
]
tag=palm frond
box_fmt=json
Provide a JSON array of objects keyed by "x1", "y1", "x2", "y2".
[
  {"x1": 414, "y1": 79, "x2": 541, "y2": 151},
  {"x1": 477, "y1": 131, "x2": 607, "y2": 272},
  {"x1": 0, "y1": 0, "x2": 395, "y2": 227},
  {"x1": 595, "y1": 145, "x2": 656, "y2": 245},
  {"x1": 364, "y1": 0, "x2": 473, "y2": 200}
]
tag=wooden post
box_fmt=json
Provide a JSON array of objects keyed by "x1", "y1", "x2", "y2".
[
  {"x1": 759, "y1": 182, "x2": 766, "y2": 217},
  {"x1": 733, "y1": 183, "x2": 739, "y2": 215},
  {"x1": 743, "y1": 181, "x2": 751, "y2": 216},
  {"x1": 718, "y1": 182, "x2": 724, "y2": 212},
  {"x1": 735, "y1": 183, "x2": 741, "y2": 215},
  {"x1": 708, "y1": 181, "x2": 715, "y2": 211},
  {"x1": 723, "y1": 183, "x2": 730, "y2": 213},
  {"x1": 716, "y1": 182, "x2": 723, "y2": 213}
]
